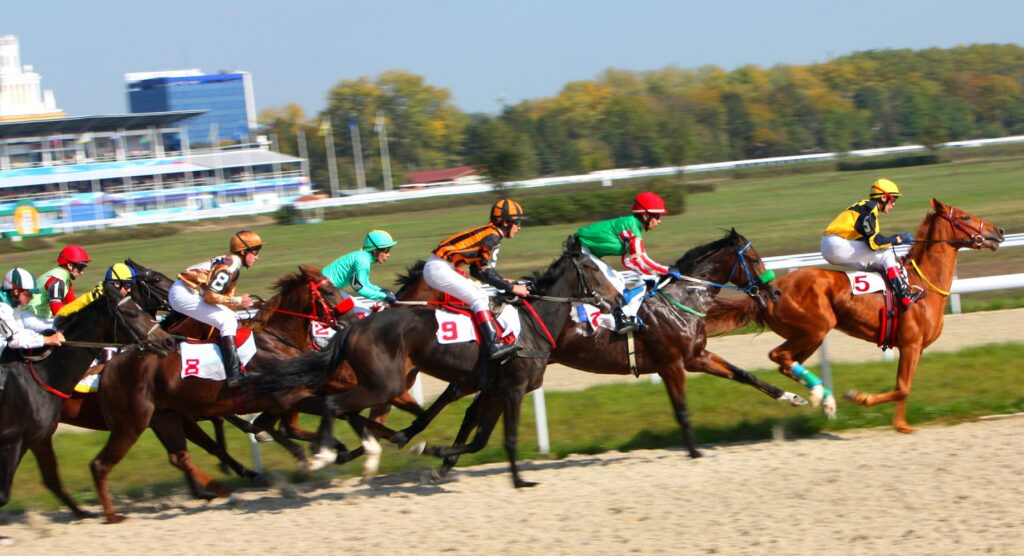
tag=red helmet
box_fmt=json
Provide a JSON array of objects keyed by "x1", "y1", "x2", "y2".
[
  {"x1": 632, "y1": 192, "x2": 668, "y2": 215},
  {"x1": 57, "y1": 245, "x2": 91, "y2": 266}
]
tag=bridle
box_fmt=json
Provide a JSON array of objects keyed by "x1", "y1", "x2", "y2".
[
  {"x1": 262, "y1": 278, "x2": 340, "y2": 327},
  {"x1": 109, "y1": 295, "x2": 166, "y2": 351},
  {"x1": 911, "y1": 207, "x2": 991, "y2": 248},
  {"x1": 725, "y1": 241, "x2": 776, "y2": 297},
  {"x1": 525, "y1": 251, "x2": 606, "y2": 306}
]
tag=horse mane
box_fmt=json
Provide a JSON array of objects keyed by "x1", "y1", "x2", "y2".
[
  {"x1": 528, "y1": 236, "x2": 582, "y2": 291},
  {"x1": 672, "y1": 231, "x2": 737, "y2": 271},
  {"x1": 250, "y1": 265, "x2": 319, "y2": 333},
  {"x1": 395, "y1": 260, "x2": 427, "y2": 295}
]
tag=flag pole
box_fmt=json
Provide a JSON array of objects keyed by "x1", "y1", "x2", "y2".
[
  {"x1": 322, "y1": 118, "x2": 340, "y2": 197},
  {"x1": 350, "y1": 114, "x2": 367, "y2": 191},
  {"x1": 375, "y1": 111, "x2": 393, "y2": 192}
]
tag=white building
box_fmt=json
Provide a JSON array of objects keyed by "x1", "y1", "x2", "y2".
[{"x1": 0, "y1": 35, "x2": 63, "y2": 122}]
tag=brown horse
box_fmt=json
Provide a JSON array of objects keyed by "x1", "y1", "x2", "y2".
[
  {"x1": 1, "y1": 284, "x2": 175, "y2": 541},
  {"x1": 88, "y1": 266, "x2": 357, "y2": 523},
  {"x1": 27, "y1": 261, "x2": 263, "y2": 518},
  {"x1": 706, "y1": 199, "x2": 1004, "y2": 432},
  {"x1": 391, "y1": 229, "x2": 790, "y2": 469},
  {"x1": 283, "y1": 238, "x2": 618, "y2": 487}
]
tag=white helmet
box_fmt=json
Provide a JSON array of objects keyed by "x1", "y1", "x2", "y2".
[{"x1": 2, "y1": 267, "x2": 38, "y2": 292}]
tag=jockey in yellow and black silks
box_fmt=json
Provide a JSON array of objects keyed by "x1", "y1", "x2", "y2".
[{"x1": 821, "y1": 178, "x2": 922, "y2": 309}]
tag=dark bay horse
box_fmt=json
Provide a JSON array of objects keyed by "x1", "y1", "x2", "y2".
[
  {"x1": 277, "y1": 239, "x2": 618, "y2": 487},
  {"x1": 87, "y1": 265, "x2": 363, "y2": 523},
  {"x1": 393, "y1": 229, "x2": 790, "y2": 468},
  {"x1": 0, "y1": 284, "x2": 175, "y2": 536},
  {"x1": 706, "y1": 199, "x2": 1004, "y2": 432}
]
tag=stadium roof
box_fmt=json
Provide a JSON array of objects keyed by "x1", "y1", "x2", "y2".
[{"x1": 0, "y1": 111, "x2": 206, "y2": 140}]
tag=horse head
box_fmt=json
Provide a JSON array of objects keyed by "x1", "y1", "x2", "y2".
[
  {"x1": 297, "y1": 265, "x2": 352, "y2": 324},
  {"x1": 528, "y1": 236, "x2": 618, "y2": 314},
  {"x1": 672, "y1": 229, "x2": 781, "y2": 310},
  {"x1": 928, "y1": 199, "x2": 1004, "y2": 251},
  {"x1": 124, "y1": 258, "x2": 174, "y2": 315},
  {"x1": 54, "y1": 282, "x2": 175, "y2": 356}
]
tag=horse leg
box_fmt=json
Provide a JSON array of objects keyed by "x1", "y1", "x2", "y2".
[
  {"x1": 90, "y1": 420, "x2": 148, "y2": 523},
  {"x1": 0, "y1": 440, "x2": 26, "y2": 509},
  {"x1": 29, "y1": 436, "x2": 95, "y2": 518},
  {"x1": 436, "y1": 388, "x2": 486, "y2": 476},
  {"x1": 845, "y1": 345, "x2": 923, "y2": 433},
  {"x1": 341, "y1": 416, "x2": 383, "y2": 477},
  {"x1": 428, "y1": 390, "x2": 503, "y2": 462},
  {"x1": 500, "y1": 386, "x2": 537, "y2": 488},
  {"x1": 182, "y1": 416, "x2": 260, "y2": 481},
  {"x1": 149, "y1": 411, "x2": 230, "y2": 500},
  {"x1": 693, "y1": 351, "x2": 807, "y2": 406},
  {"x1": 395, "y1": 382, "x2": 472, "y2": 448},
  {"x1": 657, "y1": 364, "x2": 702, "y2": 458},
  {"x1": 770, "y1": 335, "x2": 836, "y2": 418}
]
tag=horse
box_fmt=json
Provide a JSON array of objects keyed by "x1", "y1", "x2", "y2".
[
  {"x1": 27, "y1": 261, "x2": 264, "y2": 518},
  {"x1": 392, "y1": 229, "x2": 790, "y2": 471},
  {"x1": 705, "y1": 199, "x2": 1005, "y2": 432},
  {"x1": 0, "y1": 283, "x2": 175, "y2": 537},
  {"x1": 86, "y1": 264, "x2": 369, "y2": 523},
  {"x1": 275, "y1": 238, "x2": 618, "y2": 487}
]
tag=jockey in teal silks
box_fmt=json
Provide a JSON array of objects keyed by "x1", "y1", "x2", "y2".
[{"x1": 322, "y1": 230, "x2": 399, "y2": 307}]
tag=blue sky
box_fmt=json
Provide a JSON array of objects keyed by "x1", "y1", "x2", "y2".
[{"x1": 6, "y1": 1, "x2": 1023, "y2": 118}]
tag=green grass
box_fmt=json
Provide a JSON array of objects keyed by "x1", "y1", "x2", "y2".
[
  {"x1": 6, "y1": 342, "x2": 1023, "y2": 513},
  {"x1": 3, "y1": 149, "x2": 1023, "y2": 305}
]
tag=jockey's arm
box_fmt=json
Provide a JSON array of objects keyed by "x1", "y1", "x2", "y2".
[
  {"x1": 203, "y1": 264, "x2": 245, "y2": 310},
  {"x1": 0, "y1": 304, "x2": 46, "y2": 350},
  {"x1": 620, "y1": 230, "x2": 670, "y2": 275},
  {"x1": 352, "y1": 264, "x2": 387, "y2": 301},
  {"x1": 856, "y1": 211, "x2": 897, "y2": 251}
]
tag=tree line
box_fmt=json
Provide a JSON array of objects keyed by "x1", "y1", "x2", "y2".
[{"x1": 259, "y1": 44, "x2": 1024, "y2": 191}]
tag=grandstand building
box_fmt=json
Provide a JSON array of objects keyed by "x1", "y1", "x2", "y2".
[
  {"x1": 0, "y1": 111, "x2": 311, "y2": 238},
  {"x1": 126, "y1": 69, "x2": 256, "y2": 146},
  {"x1": 0, "y1": 35, "x2": 64, "y2": 122}
]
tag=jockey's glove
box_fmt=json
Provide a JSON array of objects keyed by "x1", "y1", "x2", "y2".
[
  {"x1": 383, "y1": 290, "x2": 398, "y2": 305},
  {"x1": 666, "y1": 267, "x2": 684, "y2": 281},
  {"x1": 896, "y1": 232, "x2": 914, "y2": 244}
]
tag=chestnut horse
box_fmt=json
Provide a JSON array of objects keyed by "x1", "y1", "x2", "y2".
[
  {"x1": 0, "y1": 284, "x2": 175, "y2": 542},
  {"x1": 706, "y1": 199, "x2": 1004, "y2": 432},
  {"x1": 391, "y1": 229, "x2": 791, "y2": 470}
]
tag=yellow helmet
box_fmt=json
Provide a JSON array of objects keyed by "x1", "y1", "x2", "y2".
[
  {"x1": 869, "y1": 179, "x2": 901, "y2": 200},
  {"x1": 230, "y1": 230, "x2": 264, "y2": 254}
]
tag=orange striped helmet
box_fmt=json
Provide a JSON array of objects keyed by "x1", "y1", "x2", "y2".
[{"x1": 490, "y1": 199, "x2": 527, "y2": 226}]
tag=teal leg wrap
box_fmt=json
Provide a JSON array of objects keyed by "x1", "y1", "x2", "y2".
[{"x1": 791, "y1": 363, "x2": 832, "y2": 398}]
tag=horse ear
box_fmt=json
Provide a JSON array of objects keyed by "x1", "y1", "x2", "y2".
[
  {"x1": 931, "y1": 198, "x2": 944, "y2": 212},
  {"x1": 565, "y1": 235, "x2": 582, "y2": 255}
]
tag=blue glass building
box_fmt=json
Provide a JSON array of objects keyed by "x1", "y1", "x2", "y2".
[{"x1": 126, "y1": 71, "x2": 256, "y2": 146}]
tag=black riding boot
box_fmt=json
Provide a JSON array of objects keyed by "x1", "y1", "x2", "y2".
[
  {"x1": 473, "y1": 311, "x2": 520, "y2": 361},
  {"x1": 886, "y1": 268, "x2": 923, "y2": 310},
  {"x1": 219, "y1": 336, "x2": 246, "y2": 388},
  {"x1": 612, "y1": 305, "x2": 642, "y2": 334}
]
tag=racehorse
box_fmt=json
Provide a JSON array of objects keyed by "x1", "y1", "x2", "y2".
[
  {"x1": 0, "y1": 283, "x2": 174, "y2": 536},
  {"x1": 28, "y1": 261, "x2": 262, "y2": 517},
  {"x1": 705, "y1": 199, "x2": 1004, "y2": 432},
  {"x1": 392, "y1": 229, "x2": 791, "y2": 471},
  {"x1": 276, "y1": 238, "x2": 618, "y2": 487}
]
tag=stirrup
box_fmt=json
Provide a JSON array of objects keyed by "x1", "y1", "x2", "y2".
[{"x1": 489, "y1": 342, "x2": 521, "y2": 362}]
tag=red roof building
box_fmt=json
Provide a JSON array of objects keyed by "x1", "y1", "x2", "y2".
[{"x1": 404, "y1": 165, "x2": 479, "y2": 185}]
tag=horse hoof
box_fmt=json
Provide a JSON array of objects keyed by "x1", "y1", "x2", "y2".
[
  {"x1": 807, "y1": 385, "x2": 825, "y2": 407},
  {"x1": 105, "y1": 514, "x2": 127, "y2": 525},
  {"x1": 253, "y1": 431, "x2": 274, "y2": 443},
  {"x1": 407, "y1": 441, "x2": 427, "y2": 456},
  {"x1": 513, "y1": 479, "x2": 539, "y2": 488},
  {"x1": 308, "y1": 448, "x2": 337, "y2": 471},
  {"x1": 72, "y1": 509, "x2": 98, "y2": 520},
  {"x1": 391, "y1": 432, "x2": 409, "y2": 447},
  {"x1": 779, "y1": 392, "x2": 808, "y2": 406},
  {"x1": 0, "y1": 535, "x2": 15, "y2": 547},
  {"x1": 895, "y1": 423, "x2": 917, "y2": 434},
  {"x1": 822, "y1": 394, "x2": 838, "y2": 420},
  {"x1": 844, "y1": 390, "x2": 868, "y2": 405}
]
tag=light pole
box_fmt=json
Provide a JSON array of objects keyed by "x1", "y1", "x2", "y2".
[{"x1": 375, "y1": 111, "x2": 393, "y2": 191}]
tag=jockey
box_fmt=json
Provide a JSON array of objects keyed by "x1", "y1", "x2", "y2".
[
  {"x1": 323, "y1": 230, "x2": 398, "y2": 306},
  {"x1": 168, "y1": 231, "x2": 262, "y2": 387},
  {"x1": 822, "y1": 178, "x2": 921, "y2": 309},
  {"x1": 423, "y1": 199, "x2": 530, "y2": 360},
  {"x1": 56, "y1": 263, "x2": 139, "y2": 316},
  {"x1": 1, "y1": 268, "x2": 64, "y2": 358},
  {"x1": 26, "y1": 244, "x2": 91, "y2": 318},
  {"x1": 574, "y1": 191, "x2": 676, "y2": 334}
]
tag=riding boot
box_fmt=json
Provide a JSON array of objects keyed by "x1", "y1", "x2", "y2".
[
  {"x1": 886, "y1": 267, "x2": 923, "y2": 310},
  {"x1": 219, "y1": 336, "x2": 246, "y2": 388},
  {"x1": 473, "y1": 310, "x2": 520, "y2": 361},
  {"x1": 612, "y1": 305, "x2": 643, "y2": 335}
]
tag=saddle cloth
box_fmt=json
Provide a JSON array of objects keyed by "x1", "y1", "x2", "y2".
[
  {"x1": 180, "y1": 329, "x2": 257, "y2": 381},
  {"x1": 846, "y1": 271, "x2": 886, "y2": 295},
  {"x1": 435, "y1": 304, "x2": 521, "y2": 345},
  {"x1": 73, "y1": 347, "x2": 121, "y2": 394},
  {"x1": 311, "y1": 321, "x2": 337, "y2": 349},
  {"x1": 571, "y1": 304, "x2": 617, "y2": 332}
]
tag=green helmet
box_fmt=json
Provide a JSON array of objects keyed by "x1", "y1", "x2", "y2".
[
  {"x1": 2, "y1": 267, "x2": 38, "y2": 293},
  {"x1": 363, "y1": 230, "x2": 397, "y2": 251}
]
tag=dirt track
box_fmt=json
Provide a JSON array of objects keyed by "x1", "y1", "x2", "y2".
[{"x1": 5, "y1": 415, "x2": 1022, "y2": 555}]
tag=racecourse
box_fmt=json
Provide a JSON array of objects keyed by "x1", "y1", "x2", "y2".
[{"x1": 5, "y1": 415, "x2": 1022, "y2": 555}]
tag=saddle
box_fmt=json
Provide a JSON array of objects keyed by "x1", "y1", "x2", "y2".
[{"x1": 877, "y1": 285, "x2": 899, "y2": 351}]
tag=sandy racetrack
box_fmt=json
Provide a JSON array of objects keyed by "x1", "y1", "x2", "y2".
[{"x1": 4, "y1": 415, "x2": 1023, "y2": 555}]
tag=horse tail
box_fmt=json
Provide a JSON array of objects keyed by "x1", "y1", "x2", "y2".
[
  {"x1": 705, "y1": 297, "x2": 766, "y2": 335},
  {"x1": 251, "y1": 326, "x2": 352, "y2": 397}
]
